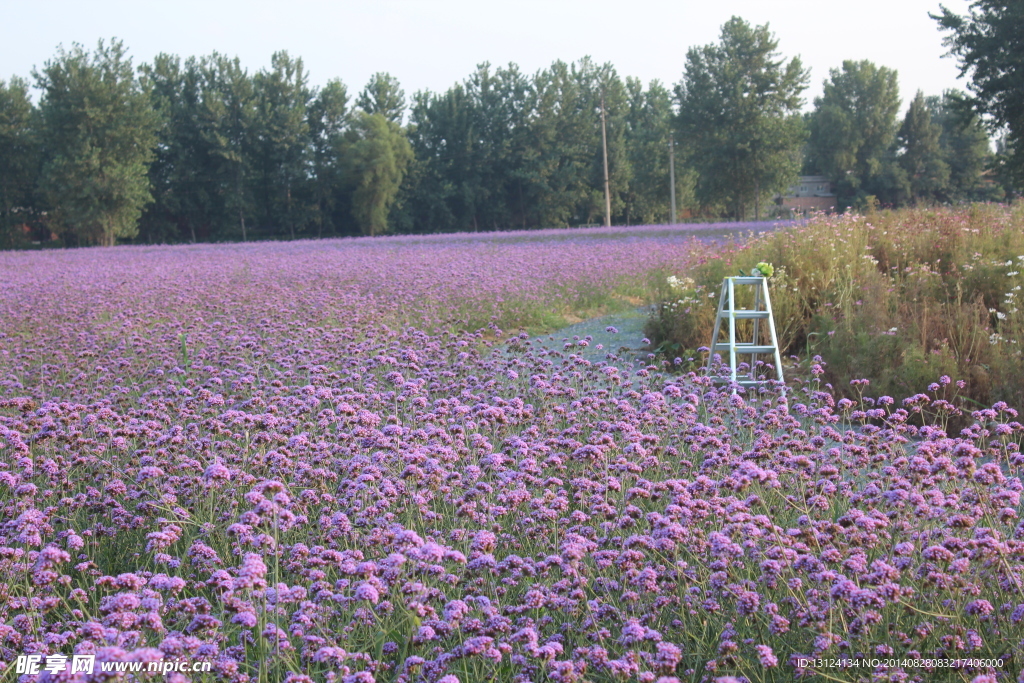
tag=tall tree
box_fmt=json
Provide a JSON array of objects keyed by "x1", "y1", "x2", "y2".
[
  {"x1": 357, "y1": 73, "x2": 406, "y2": 124},
  {"x1": 529, "y1": 60, "x2": 592, "y2": 227},
  {"x1": 140, "y1": 53, "x2": 215, "y2": 243},
  {"x1": 897, "y1": 91, "x2": 950, "y2": 204},
  {"x1": 0, "y1": 77, "x2": 39, "y2": 248},
  {"x1": 487, "y1": 63, "x2": 534, "y2": 230},
  {"x1": 805, "y1": 60, "x2": 902, "y2": 208},
  {"x1": 200, "y1": 53, "x2": 255, "y2": 241},
  {"x1": 401, "y1": 63, "x2": 536, "y2": 233},
  {"x1": 307, "y1": 78, "x2": 351, "y2": 237},
  {"x1": 675, "y1": 17, "x2": 808, "y2": 219},
  {"x1": 346, "y1": 112, "x2": 412, "y2": 236},
  {"x1": 464, "y1": 63, "x2": 525, "y2": 231},
  {"x1": 622, "y1": 78, "x2": 694, "y2": 224},
  {"x1": 35, "y1": 40, "x2": 158, "y2": 246},
  {"x1": 411, "y1": 82, "x2": 478, "y2": 231},
  {"x1": 401, "y1": 88, "x2": 464, "y2": 233},
  {"x1": 253, "y1": 51, "x2": 312, "y2": 239},
  {"x1": 933, "y1": 1, "x2": 1024, "y2": 187},
  {"x1": 927, "y1": 90, "x2": 995, "y2": 201},
  {"x1": 528, "y1": 58, "x2": 629, "y2": 227}
]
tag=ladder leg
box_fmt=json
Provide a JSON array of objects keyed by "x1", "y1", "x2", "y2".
[
  {"x1": 763, "y1": 278, "x2": 785, "y2": 384},
  {"x1": 707, "y1": 280, "x2": 727, "y2": 374},
  {"x1": 751, "y1": 283, "x2": 761, "y2": 381},
  {"x1": 728, "y1": 278, "x2": 737, "y2": 388}
]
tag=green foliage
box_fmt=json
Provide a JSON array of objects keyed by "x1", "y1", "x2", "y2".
[
  {"x1": 139, "y1": 52, "x2": 352, "y2": 243},
  {"x1": 347, "y1": 112, "x2": 413, "y2": 236},
  {"x1": 897, "y1": 91, "x2": 950, "y2": 204},
  {"x1": 805, "y1": 60, "x2": 903, "y2": 208},
  {"x1": 140, "y1": 54, "x2": 217, "y2": 243},
  {"x1": 398, "y1": 58, "x2": 684, "y2": 233},
  {"x1": 675, "y1": 17, "x2": 809, "y2": 220},
  {"x1": 0, "y1": 76, "x2": 40, "y2": 248},
  {"x1": 402, "y1": 63, "x2": 522, "y2": 233},
  {"x1": 1, "y1": 37, "x2": 1010, "y2": 248},
  {"x1": 199, "y1": 53, "x2": 256, "y2": 241},
  {"x1": 529, "y1": 58, "x2": 631, "y2": 227},
  {"x1": 928, "y1": 90, "x2": 999, "y2": 202},
  {"x1": 307, "y1": 79, "x2": 351, "y2": 237},
  {"x1": 356, "y1": 72, "x2": 406, "y2": 124},
  {"x1": 253, "y1": 52, "x2": 313, "y2": 239},
  {"x1": 807, "y1": 62, "x2": 1004, "y2": 208},
  {"x1": 933, "y1": 0, "x2": 1024, "y2": 188},
  {"x1": 34, "y1": 39, "x2": 158, "y2": 246},
  {"x1": 645, "y1": 257, "x2": 733, "y2": 369},
  {"x1": 622, "y1": 78, "x2": 694, "y2": 224},
  {"x1": 648, "y1": 205, "x2": 1024, "y2": 407}
]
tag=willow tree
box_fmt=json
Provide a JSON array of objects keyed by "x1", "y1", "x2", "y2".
[{"x1": 347, "y1": 112, "x2": 412, "y2": 236}]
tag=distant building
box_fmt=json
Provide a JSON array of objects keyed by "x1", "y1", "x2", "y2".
[{"x1": 778, "y1": 175, "x2": 836, "y2": 214}]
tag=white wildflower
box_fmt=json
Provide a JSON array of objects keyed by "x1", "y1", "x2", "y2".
[{"x1": 667, "y1": 275, "x2": 694, "y2": 291}]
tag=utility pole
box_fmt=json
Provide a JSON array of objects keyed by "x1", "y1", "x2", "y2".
[
  {"x1": 669, "y1": 132, "x2": 677, "y2": 224},
  {"x1": 601, "y1": 93, "x2": 611, "y2": 227}
]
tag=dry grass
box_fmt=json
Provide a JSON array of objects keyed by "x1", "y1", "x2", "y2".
[{"x1": 648, "y1": 204, "x2": 1024, "y2": 407}]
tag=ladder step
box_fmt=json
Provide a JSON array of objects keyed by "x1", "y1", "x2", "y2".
[
  {"x1": 730, "y1": 277, "x2": 766, "y2": 285},
  {"x1": 710, "y1": 379, "x2": 766, "y2": 387},
  {"x1": 713, "y1": 344, "x2": 777, "y2": 354},
  {"x1": 719, "y1": 310, "x2": 770, "y2": 319}
]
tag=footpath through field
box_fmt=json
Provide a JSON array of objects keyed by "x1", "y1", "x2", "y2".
[
  {"x1": 535, "y1": 221, "x2": 787, "y2": 366},
  {"x1": 539, "y1": 306, "x2": 652, "y2": 364}
]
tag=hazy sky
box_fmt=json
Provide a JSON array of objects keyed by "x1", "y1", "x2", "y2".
[{"x1": 3, "y1": 0, "x2": 973, "y2": 112}]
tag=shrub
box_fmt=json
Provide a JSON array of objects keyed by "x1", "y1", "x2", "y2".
[{"x1": 648, "y1": 205, "x2": 1024, "y2": 407}]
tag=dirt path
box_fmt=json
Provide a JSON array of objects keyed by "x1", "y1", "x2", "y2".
[
  {"x1": 524, "y1": 222, "x2": 791, "y2": 371},
  {"x1": 534, "y1": 305, "x2": 653, "y2": 365}
]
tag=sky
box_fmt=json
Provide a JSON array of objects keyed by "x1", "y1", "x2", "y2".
[{"x1": 2, "y1": 0, "x2": 974, "y2": 113}]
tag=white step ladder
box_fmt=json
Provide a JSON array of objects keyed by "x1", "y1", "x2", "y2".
[{"x1": 707, "y1": 276, "x2": 785, "y2": 388}]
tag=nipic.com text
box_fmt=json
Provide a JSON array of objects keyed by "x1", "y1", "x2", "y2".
[{"x1": 14, "y1": 654, "x2": 213, "y2": 675}]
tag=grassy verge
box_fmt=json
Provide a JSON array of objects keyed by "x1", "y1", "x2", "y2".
[{"x1": 646, "y1": 204, "x2": 1024, "y2": 408}]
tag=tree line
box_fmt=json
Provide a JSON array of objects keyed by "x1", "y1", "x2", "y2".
[{"x1": 0, "y1": 11, "x2": 1018, "y2": 248}]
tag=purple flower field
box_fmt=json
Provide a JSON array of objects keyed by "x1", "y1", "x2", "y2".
[{"x1": 1, "y1": 225, "x2": 1023, "y2": 683}]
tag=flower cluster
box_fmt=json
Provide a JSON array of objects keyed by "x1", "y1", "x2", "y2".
[{"x1": 0, "y1": 226, "x2": 1022, "y2": 682}]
